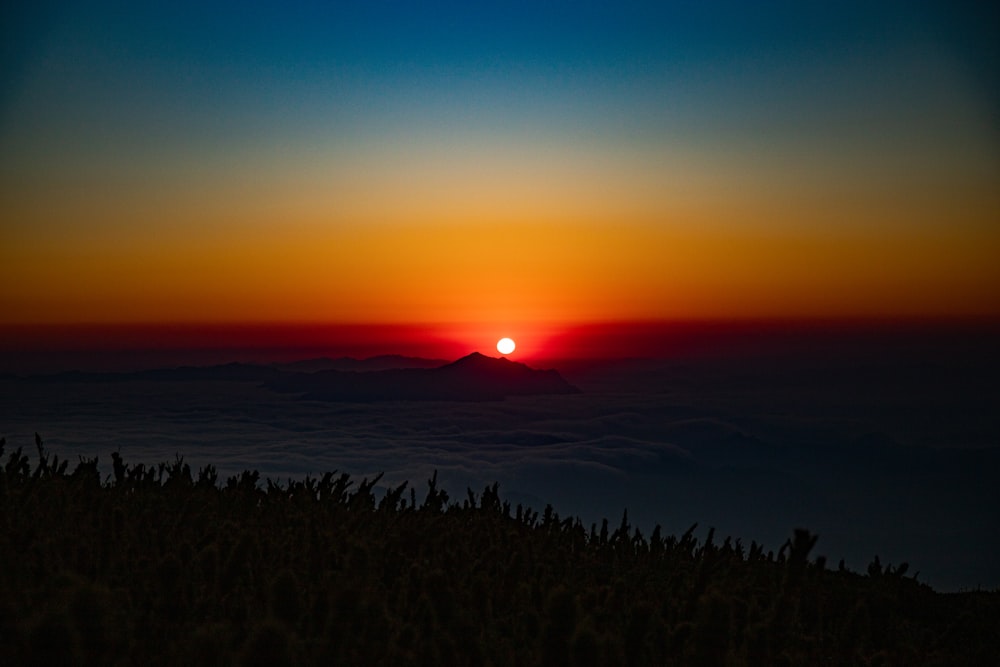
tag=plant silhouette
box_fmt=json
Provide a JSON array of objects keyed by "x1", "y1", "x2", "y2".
[{"x1": 1, "y1": 436, "x2": 997, "y2": 665}]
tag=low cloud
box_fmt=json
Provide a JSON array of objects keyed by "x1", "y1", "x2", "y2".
[{"x1": 3, "y1": 357, "x2": 998, "y2": 591}]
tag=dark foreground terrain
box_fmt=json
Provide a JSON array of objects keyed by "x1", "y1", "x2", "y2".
[{"x1": 1, "y1": 439, "x2": 997, "y2": 666}]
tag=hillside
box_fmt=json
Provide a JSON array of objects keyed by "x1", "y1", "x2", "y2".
[{"x1": 1, "y1": 440, "x2": 997, "y2": 666}]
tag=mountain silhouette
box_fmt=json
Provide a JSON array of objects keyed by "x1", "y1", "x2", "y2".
[
  {"x1": 32, "y1": 362, "x2": 282, "y2": 384},
  {"x1": 272, "y1": 355, "x2": 449, "y2": 373},
  {"x1": 266, "y1": 352, "x2": 580, "y2": 402},
  {"x1": 29, "y1": 357, "x2": 445, "y2": 383},
  {"x1": 23, "y1": 354, "x2": 579, "y2": 402}
]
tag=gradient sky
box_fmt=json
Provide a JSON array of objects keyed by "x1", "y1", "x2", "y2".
[{"x1": 2, "y1": 1, "x2": 998, "y2": 341}]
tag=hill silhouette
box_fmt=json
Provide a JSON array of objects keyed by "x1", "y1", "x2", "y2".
[
  {"x1": 266, "y1": 352, "x2": 580, "y2": 402},
  {"x1": 31, "y1": 362, "x2": 282, "y2": 384},
  {"x1": 272, "y1": 354, "x2": 449, "y2": 373},
  {"x1": 20, "y1": 353, "x2": 577, "y2": 402}
]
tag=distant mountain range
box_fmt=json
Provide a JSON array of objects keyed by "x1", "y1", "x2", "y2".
[
  {"x1": 22, "y1": 353, "x2": 579, "y2": 402},
  {"x1": 266, "y1": 352, "x2": 579, "y2": 402},
  {"x1": 272, "y1": 354, "x2": 449, "y2": 373}
]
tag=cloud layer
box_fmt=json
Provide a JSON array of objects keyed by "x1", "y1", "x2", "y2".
[{"x1": 3, "y1": 351, "x2": 998, "y2": 591}]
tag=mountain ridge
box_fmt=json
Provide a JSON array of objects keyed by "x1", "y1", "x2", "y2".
[
  {"x1": 272, "y1": 354, "x2": 449, "y2": 373},
  {"x1": 20, "y1": 353, "x2": 580, "y2": 402},
  {"x1": 267, "y1": 352, "x2": 579, "y2": 402}
]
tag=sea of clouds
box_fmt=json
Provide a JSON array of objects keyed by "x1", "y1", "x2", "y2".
[{"x1": 2, "y1": 351, "x2": 998, "y2": 591}]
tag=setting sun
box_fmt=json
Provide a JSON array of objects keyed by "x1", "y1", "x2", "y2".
[{"x1": 496, "y1": 338, "x2": 516, "y2": 355}]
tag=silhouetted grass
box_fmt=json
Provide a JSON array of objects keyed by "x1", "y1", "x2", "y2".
[{"x1": 1, "y1": 435, "x2": 997, "y2": 665}]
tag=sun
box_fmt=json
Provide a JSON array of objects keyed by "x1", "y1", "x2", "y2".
[{"x1": 496, "y1": 337, "x2": 516, "y2": 355}]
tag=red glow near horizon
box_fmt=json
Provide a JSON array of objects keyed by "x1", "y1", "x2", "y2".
[
  {"x1": 2, "y1": 317, "x2": 998, "y2": 374},
  {"x1": 0, "y1": 320, "x2": 580, "y2": 372}
]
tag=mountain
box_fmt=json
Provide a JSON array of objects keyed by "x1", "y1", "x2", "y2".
[
  {"x1": 272, "y1": 355, "x2": 449, "y2": 373},
  {"x1": 26, "y1": 356, "x2": 446, "y2": 383},
  {"x1": 30, "y1": 362, "x2": 282, "y2": 384},
  {"x1": 266, "y1": 352, "x2": 580, "y2": 402},
  {"x1": 20, "y1": 353, "x2": 580, "y2": 402}
]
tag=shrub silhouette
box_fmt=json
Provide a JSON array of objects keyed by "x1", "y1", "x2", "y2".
[{"x1": 1, "y1": 436, "x2": 997, "y2": 665}]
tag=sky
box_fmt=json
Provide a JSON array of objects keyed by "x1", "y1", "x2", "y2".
[{"x1": 1, "y1": 1, "x2": 998, "y2": 354}]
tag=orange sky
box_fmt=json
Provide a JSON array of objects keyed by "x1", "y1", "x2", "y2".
[{"x1": 3, "y1": 190, "x2": 998, "y2": 330}]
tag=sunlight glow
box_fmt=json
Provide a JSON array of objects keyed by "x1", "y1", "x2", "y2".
[{"x1": 496, "y1": 337, "x2": 516, "y2": 355}]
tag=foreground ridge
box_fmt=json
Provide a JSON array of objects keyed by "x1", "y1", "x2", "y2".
[{"x1": 1, "y1": 438, "x2": 997, "y2": 665}]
